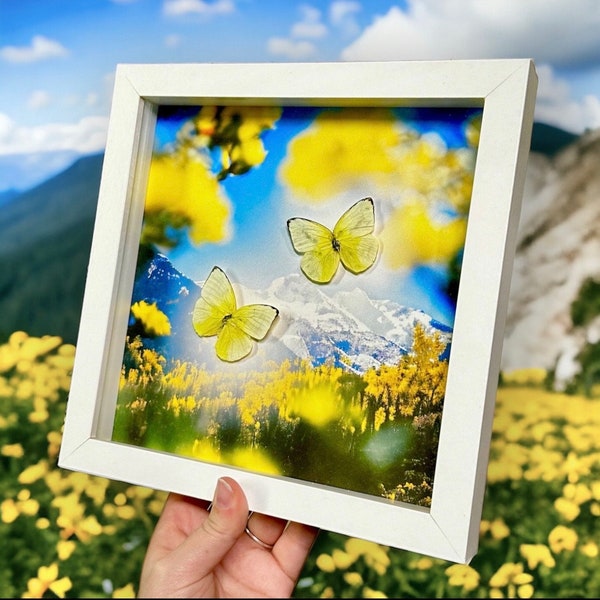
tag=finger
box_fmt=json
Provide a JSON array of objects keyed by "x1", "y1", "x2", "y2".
[
  {"x1": 272, "y1": 521, "x2": 320, "y2": 581},
  {"x1": 244, "y1": 512, "x2": 288, "y2": 550},
  {"x1": 168, "y1": 477, "x2": 249, "y2": 575},
  {"x1": 142, "y1": 493, "x2": 210, "y2": 563}
]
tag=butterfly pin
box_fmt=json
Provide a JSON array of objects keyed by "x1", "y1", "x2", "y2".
[
  {"x1": 287, "y1": 197, "x2": 379, "y2": 284},
  {"x1": 192, "y1": 266, "x2": 279, "y2": 362}
]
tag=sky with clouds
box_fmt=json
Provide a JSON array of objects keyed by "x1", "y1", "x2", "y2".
[{"x1": 1, "y1": 0, "x2": 600, "y2": 191}]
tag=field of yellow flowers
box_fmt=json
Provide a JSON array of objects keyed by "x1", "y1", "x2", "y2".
[{"x1": 1, "y1": 332, "x2": 599, "y2": 598}]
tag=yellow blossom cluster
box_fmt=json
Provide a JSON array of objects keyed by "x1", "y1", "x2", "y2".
[{"x1": 0, "y1": 332, "x2": 167, "y2": 597}]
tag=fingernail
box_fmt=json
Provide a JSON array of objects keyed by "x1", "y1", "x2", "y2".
[{"x1": 214, "y1": 477, "x2": 233, "y2": 510}]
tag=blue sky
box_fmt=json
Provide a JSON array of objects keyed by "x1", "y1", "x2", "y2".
[
  {"x1": 157, "y1": 105, "x2": 480, "y2": 326},
  {"x1": 1, "y1": 0, "x2": 600, "y2": 192}
]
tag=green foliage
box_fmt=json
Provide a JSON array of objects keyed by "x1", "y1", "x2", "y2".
[
  {"x1": 0, "y1": 333, "x2": 164, "y2": 598},
  {"x1": 114, "y1": 328, "x2": 446, "y2": 505},
  {"x1": 293, "y1": 387, "x2": 600, "y2": 599},
  {"x1": 571, "y1": 277, "x2": 600, "y2": 328},
  {"x1": 2, "y1": 332, "x2": 600, "y2": 598}
]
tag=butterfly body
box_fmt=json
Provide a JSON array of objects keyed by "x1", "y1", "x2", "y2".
[
  {"x1": 192, "y1": 266, "x2": 278, "y2": 362},
  {"x1": 287, "y1": 197, "x2": 379, "y2": 284}
]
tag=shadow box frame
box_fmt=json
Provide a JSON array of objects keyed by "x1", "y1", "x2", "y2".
[{"x1": 58, "y1": 59, "x2": 537, "y2": 564}]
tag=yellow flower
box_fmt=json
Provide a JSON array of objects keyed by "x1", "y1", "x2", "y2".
[
  {"x1": 18, "y1": 460, "x2": 49, "y2": 484},
  {"x1": 563, "y1": 482, "x2": 593, "y2": 505},
  {"x1": 112, "y1": 583, "x2": 136, "y2": 598},
  {"x1": 1, "y1": 442, "x2": 24, "y2": 457},
  {"x1": 554, "y1": 496, "x2": 580, "y2": 521},
  {"x1": 1, "y1": 498, "x2": 19, "y2": 523},
  {"x1": 489, "y1": 518, "x2": 510, "y2": 540},
  {"x1": 279, "y1": 107, "x2": 401, "y2": 201},
  {"x1": 331, "y1": 548, "x2": 357, "y2": 569},
  {"x1": 580, "y1": 541, "x2": 599, "y2": 558},
  {"x1": 548, "y1": 525, "x2": 578, "y2": 553},
  {"x1": 131, "y1": 301, "x2": 171, "y2": 337},
  {"x1": 22, "y1": 563, "x2": 72, "y2": 599},
  {"x1": 315, "y1": 553, "x2": 336, "y2": 573},
  {"x1": 445, "y1": 563, "x2": 480, "y2": 592},
  {"x1": 343, "y1": 572, "x2": 363, "y2": 587},
  {"x1": 57, "y1": 540, "x2": 77, "y2": 561},
  {"x1": 362, "y1": 587, "x2": 387, "y2": 598},
  {"x1": 489, "y1": 562, "x2": 533, "y2": 589},
  {"x1": 380, "y1": 201, "x2": 467, "y2": 269},
  {"x1": 143, "y1": 152, "x2": 231, "y2": 247},
  {"x1": 520, "y1": 543, "x2": 556, "y2": 569}
]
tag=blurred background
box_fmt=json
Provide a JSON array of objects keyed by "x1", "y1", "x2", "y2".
[{"x1": 1, "y1": 1, "x2": 598, "y2": 597}]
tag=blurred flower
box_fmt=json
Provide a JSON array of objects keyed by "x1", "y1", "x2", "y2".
[
  {"x1": 480, "y1": 517, "x2": 510, "y2": 540},
  {"x1": 580, "y1": 541, "x2": 599, "y2": 558},
  {"x1": 143, "y1": 152, "x2": 231, "y2": 248},
  {"x1": 343, "y1": 572, "x2": 363, "y2": 587},
  {"x1": 316, "y1": 553, "x2": 336, "y2": 573},
  {"x1": 279, "y1": 107, "x2": 402, "y2": 201},
  {"x1": 520, "y1": 543, "x2": 556, "y2": 569},
  {"x1": 362, "y1": 587, "x2": 388, "y2": 598},
  {"x1": 489, "y1": 562, "x2": 534, "y2": 598},
  {"x1": 345, "y1": 538, "x2": 390, "y2": 576},
  {"x1": 1, "y1": 442, "x2": 24, "y2": 457},
  {"x1": 548, "y1": 525, "x2": 578, "y2": 553},
  {"x1": 445, "y1": 563, "x2": 480, "y2": 592},
  {"x1": 56, "y1": 540, "x2": 76, "y2": 561},
  {"x1": 380, "y1": 200, "x2": 466, "y2": 269},
  {"x1": 1, "y1": 498, "x2": 19, "y2": 523},
  {"x1": 554, "y1": 496, "x2": 581, "y2": 521},
  {"x1": 331, "y1": 548, "x2": 357, "y2": 569},
  {"x1": 131, "y1": 301, "x2": 171, "y2": 337},
  {"x1": 18, "y1": 459, "x2": 49, "y2": 484},
  {"x1": 22, "y1": 563, "x2": 72, "y2": 599},
  {"x1": 112, "y1": 583, "x2": 136, "y2": 598}
]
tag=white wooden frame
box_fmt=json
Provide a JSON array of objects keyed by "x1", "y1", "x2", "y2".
[{"x1": 59, "y1": 60, "x2": 537, "y2": 563}]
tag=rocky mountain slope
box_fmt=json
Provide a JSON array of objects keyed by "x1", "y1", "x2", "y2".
[{"x1": 501, "y1": 128, "x2": 600, "y2": 389}]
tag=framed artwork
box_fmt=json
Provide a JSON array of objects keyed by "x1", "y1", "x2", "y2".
[{"x1": 59, "y1": 60, "x2": 537, "y2": 563}]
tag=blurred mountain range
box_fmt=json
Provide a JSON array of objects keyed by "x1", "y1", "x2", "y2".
[{"x1": 1, "y1": 122, "x2": 598, "y2": 392}]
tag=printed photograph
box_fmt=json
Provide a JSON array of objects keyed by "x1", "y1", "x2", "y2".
[{"x1": 112, "y1": 103, "x2": 482, "y2": 506}]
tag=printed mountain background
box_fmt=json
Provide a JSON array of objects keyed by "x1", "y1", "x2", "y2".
[{"x1": 1, "y1": 121, "x2": 597, "y2": 392}]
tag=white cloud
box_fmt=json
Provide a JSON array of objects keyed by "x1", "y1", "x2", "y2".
[
  {"x1": 291, "y1": 5, "x2": 327, "y2": 39},
  {"x1": 0, "y1": 113, "x2": 109, "y2": 155},
  {"x1": 267, "y1": 4, "x2": 326, "y2": 59},
  {"x1": 27, "y1": 90, "x2": 51, "y2": 110},
  {"x1": 341, "y1": 1, "x2": 600, "y2": 66},
  {"x1": 0, "y1": 35, "x2": 68, "y2": 64},
  {"x1": 330, "y1": 1, "x2": 361, "y2": 37},
  {"x1": 535, "y1": 64, "x2": 600, "y2": 133},
  {"x1": 340, "y1": 1, "x2": 600, "y2": 133},
  {"x1": 267, "y1": 38, "x2": 317, "y2": 60},
  {"x1": 163, "y1": 0, "x2": 235, "y2": 17}
]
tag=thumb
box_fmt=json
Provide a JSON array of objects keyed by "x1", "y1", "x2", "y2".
[{"x1": 183, "y1": 477, "x2": 249, "y2": 571}]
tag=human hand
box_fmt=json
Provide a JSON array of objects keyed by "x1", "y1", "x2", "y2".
[{"x1": 137, "y1": 477, "x2": 319, "y2": 598}]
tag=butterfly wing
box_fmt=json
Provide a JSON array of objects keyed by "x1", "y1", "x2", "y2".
[
  {"x1": 192, "y1": 266, "x2": 236, "y2": 337},
  {"x1": 217, "y1": 304, "x2": 279, "y2": 362},
  {"x1": 334, "y1": 197, "x2": 379, "y2": 275},
  {"x1": 287, "y1": 217, "x2": 340, "y2": 283}
]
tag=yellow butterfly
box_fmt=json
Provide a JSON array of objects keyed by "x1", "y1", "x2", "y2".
[
  {"x1": 192, "y1": 266, "x2": 279, "y2": 362},
  {"x1": 287, "y1": 197, "x2": 379, "y2": 284}
]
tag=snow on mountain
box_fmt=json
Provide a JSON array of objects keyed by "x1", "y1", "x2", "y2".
[{"x1": 130, "y1": 253, "x2": 452, "y2": 374}]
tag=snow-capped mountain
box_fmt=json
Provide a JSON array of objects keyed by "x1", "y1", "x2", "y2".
[{"x1": 129, "y1": 252, "x2": 452, "y2": 374}]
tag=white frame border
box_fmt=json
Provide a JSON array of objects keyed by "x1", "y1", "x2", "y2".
[{"x1": 59, "y1": 60, "x2": 537, "y2": 564}]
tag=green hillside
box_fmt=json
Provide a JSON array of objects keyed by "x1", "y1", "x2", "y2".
[{"x1": 0, "y1": 154, "x2": 102, "y2": 343}]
